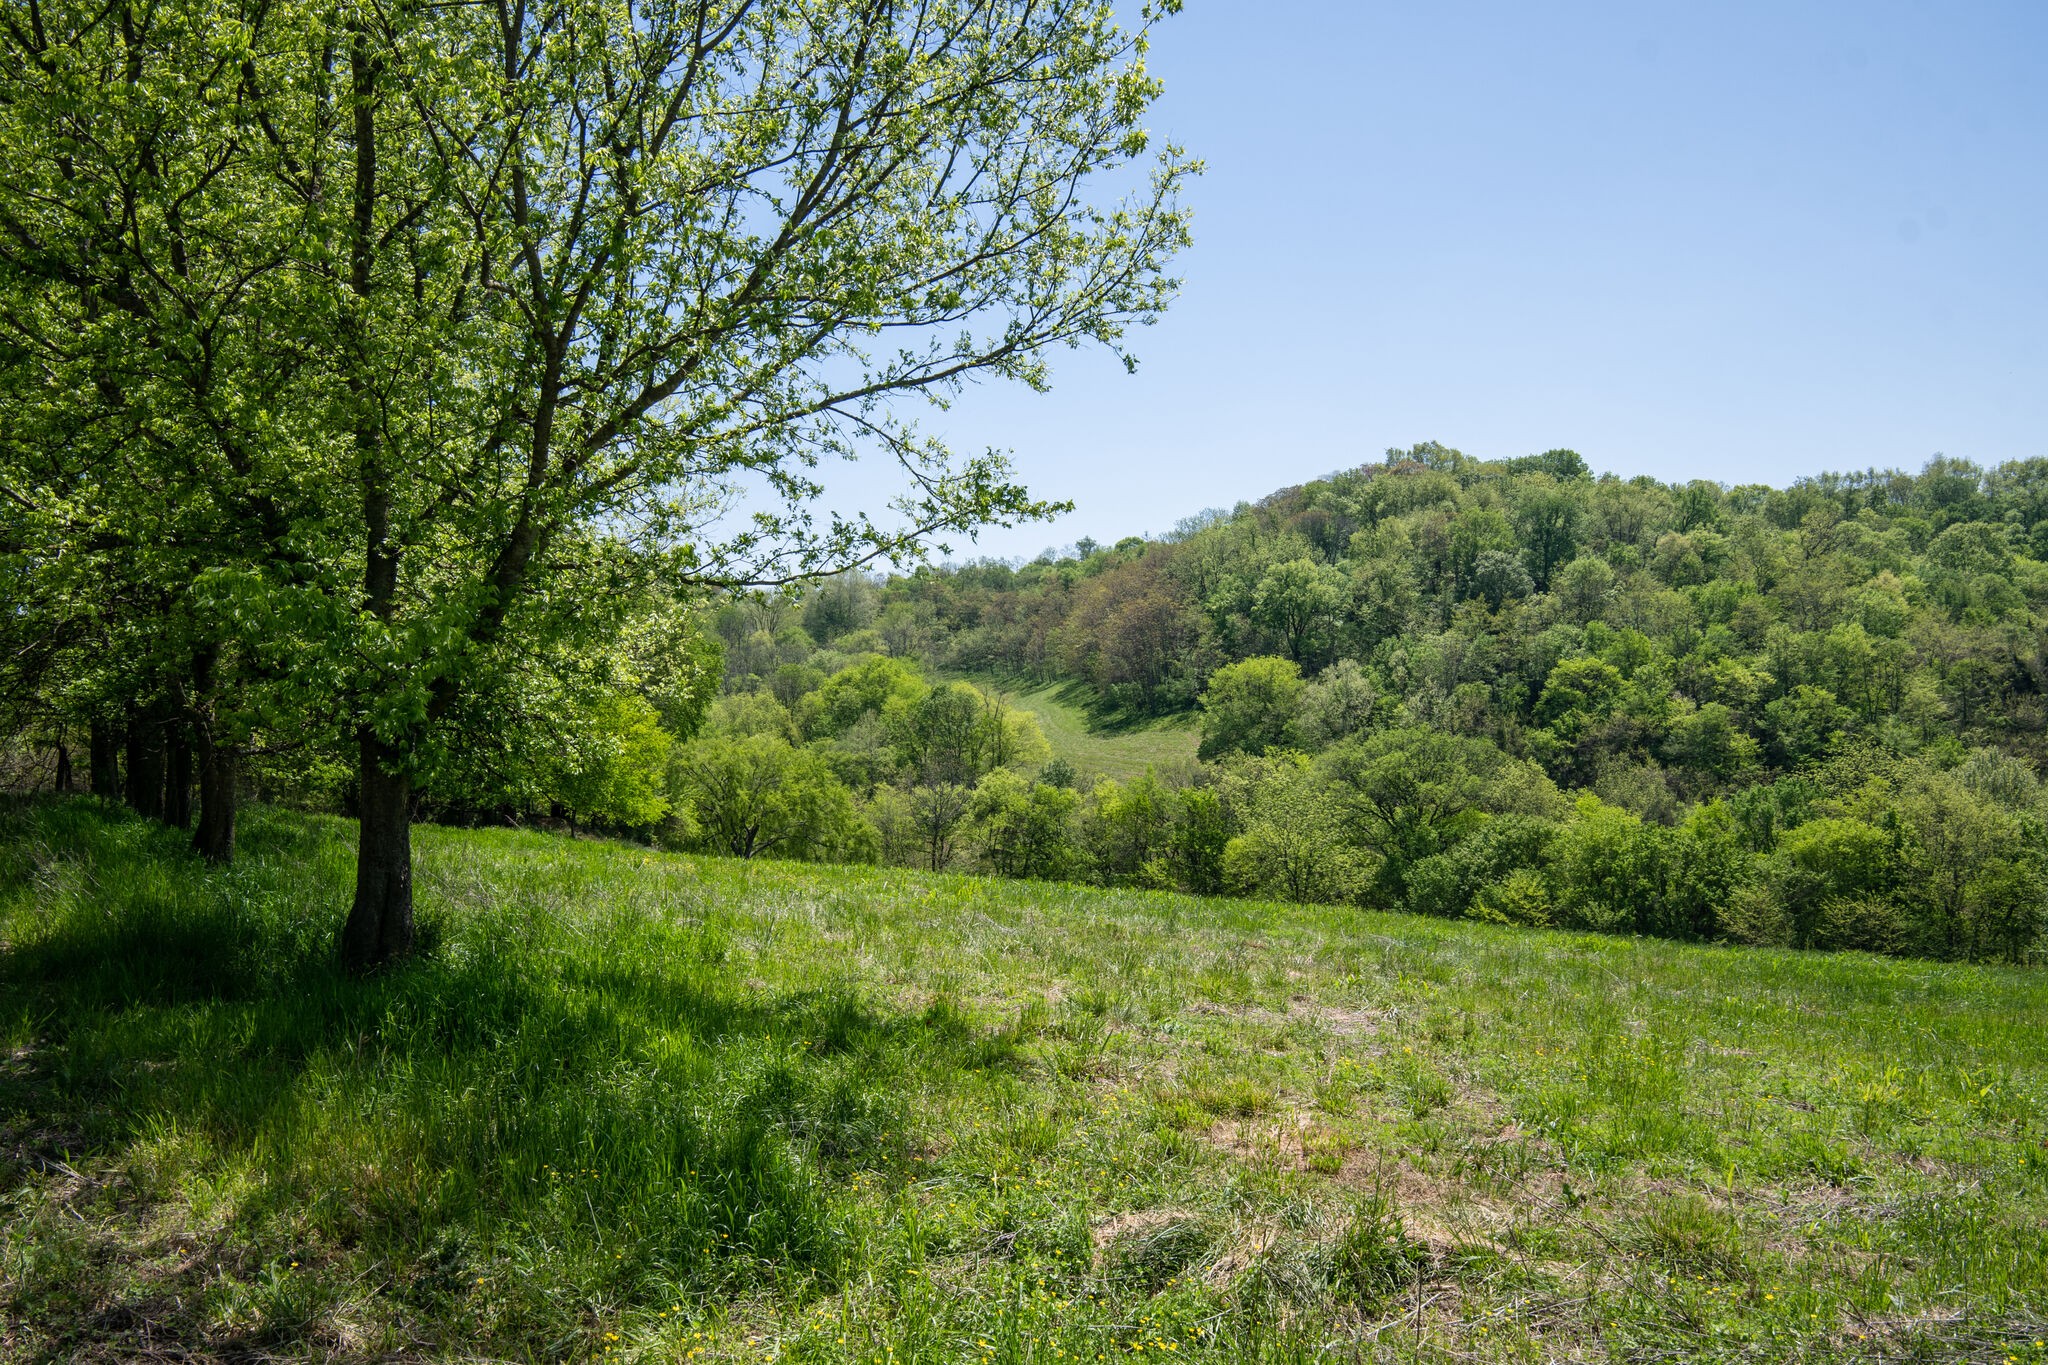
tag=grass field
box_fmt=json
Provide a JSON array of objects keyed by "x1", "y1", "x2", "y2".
[
  {"x1": 960, "y1": 677, "x2": 1200, "y2": 782},
  {"x1": 2, "y1": 799, "x2": 2045, "y2": 1363}
]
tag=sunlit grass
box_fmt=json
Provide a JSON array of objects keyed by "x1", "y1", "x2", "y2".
[
  {"x1": 955, "y1": 674, "x2": 1200, "y2": 781},
  {"x1": 2, "y1": 797, "x2": 2044, "y2": 1362}
]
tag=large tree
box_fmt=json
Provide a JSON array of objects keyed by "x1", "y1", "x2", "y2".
[{"x1": 1, "y1": 0, "x2": 1192, "y2": 969}]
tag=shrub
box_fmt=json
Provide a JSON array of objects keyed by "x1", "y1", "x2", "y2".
[
  {"x1": 1401, "y1": 814, "x2": 1556, "y2": 920},
  {"x1": 1810, "y1": 895, "x2": 1912, "y2": 955},
  {"x1": 967, "y1": 771, "x2": 1080, "y2": 881},
  {"x1": 1469, "y1": 867, "x2": 1553, "y2": 927},
  {"x1": 1548, "y1": 797, "x2": 1669, "y2": 933},
  {"x1": 670, "y1": 734, "x2": 872, "y2": 861}
]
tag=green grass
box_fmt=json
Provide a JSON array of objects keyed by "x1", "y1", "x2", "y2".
[
  {"x1": 2, "y1": 798, "x2": 2046, "y2": 1363},
  {"x1": 965, "y1": 677, "x2": 1199, "y2": 781}
]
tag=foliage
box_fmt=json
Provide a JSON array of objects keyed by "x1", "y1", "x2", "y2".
[
  {"x1": 714, "y1": 449, "x2": 2048, "y2": 964},
  {"x1": 1196, "y1": 656, "x2": 1304, "y2": 761},
  {"x1": 967, "y1": 771, "x2": 1081, "y2": 881},
  {"x1": 668, "y1": 734, "x2": 870, "y2": 862},
  {"x1": 553, "y1": 694, "x2": 675, "y2": 832},
  {"x1": 0, "y1": 0, "x2": 1193, "y2": 966}
]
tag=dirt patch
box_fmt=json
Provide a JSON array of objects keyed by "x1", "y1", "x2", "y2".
[
  {"x1": 1289, "y1": 996, "x2": 1384, "y2": 1038},
  {"x1": 1090, "y1": 1207, "x2": 1185, "y2": 1253},
  {"x1": 1206, "y1": 1111, "x2": 1327, "y2": 1170}
]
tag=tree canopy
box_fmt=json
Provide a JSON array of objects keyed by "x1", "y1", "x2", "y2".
[{"x1": 0, "y1": 0, "x2": 1192, "y2": 968}]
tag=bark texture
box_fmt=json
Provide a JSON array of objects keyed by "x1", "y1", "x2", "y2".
[
  {"x1": 339, "y1": 733, "x2": 414, "y2": 973},
  {"x1": 191, "y1": 731, "x2": 237, "y2": 864}
]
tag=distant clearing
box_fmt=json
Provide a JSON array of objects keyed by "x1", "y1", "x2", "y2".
[{"x1": 963, "y1": 674, "x2": 1200, "y2": 780}]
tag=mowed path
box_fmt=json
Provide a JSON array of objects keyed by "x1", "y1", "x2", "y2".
[{"x1": 960, "y1": 674, "x2": 1200, "y2": 780}]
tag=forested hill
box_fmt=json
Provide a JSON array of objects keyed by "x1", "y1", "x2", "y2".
[
  {"x1": 826, "y1": 443, "x2": 2048, "y2": 753},
  {"x1": 696, "y1": 443, "x2": 2048, "y2": 964}
]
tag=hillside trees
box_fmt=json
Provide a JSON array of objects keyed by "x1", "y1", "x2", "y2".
[
  {"x1": 1, "y1": 0, "x2": 1193, "y2": 970},
  {"x1": 1196, "y1": 656, "x2": 1302, "y2": 759},
  {"x1": 666, "y1": 444, "x2": 2048, "y2": 964}
]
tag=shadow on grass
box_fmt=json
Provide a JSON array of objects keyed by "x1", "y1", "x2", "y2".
[
  {"x1": 1042, "y1": 677, "x2": 1189, "y2": 734},
  {"x1": 0, "y1": 798, "x2": 1017, "y2": 1359},
  {"x1": 968, "y1": 670, "x2": 1193, "y2": 735}
]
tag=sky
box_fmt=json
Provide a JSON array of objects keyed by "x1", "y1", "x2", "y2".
[{"x1": 878, "y1": 0, "x2": 2048, "y2": 563}]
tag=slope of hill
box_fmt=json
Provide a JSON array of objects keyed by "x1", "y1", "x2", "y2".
[
  {"x1": 711, "y1": 447, "x2": 2048, "y2": 966},
  {"x1": 3, "y1": 800, "x2": 2042, "y2": 1362},
  {"x1": 962, "y1": 676, "x2": 1200, "y2": 781}
]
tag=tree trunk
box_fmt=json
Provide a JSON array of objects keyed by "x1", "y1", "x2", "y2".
[
  {"x1": 53, "y1": 743, "x2": 72, "y2": 794},
  {"x1": 90, "y1": 720, "x2": 121, "y2": 798},
  {"x1": 125, "y1": 713, "x2": 166, "y2": 819},
  {"x1": 165, "y1": 728, "x2": 193, "y2": 828},
  {"x1": 191, "y1": 732, "x2": 237, "y2": 863},
  {"x1": 340, "y1": 732, "x2": 414, "y2": 973}
]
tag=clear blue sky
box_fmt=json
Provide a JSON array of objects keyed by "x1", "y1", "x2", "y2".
[{"x1": 909, "y1": 0, "x2": 2048, "y2": 562}]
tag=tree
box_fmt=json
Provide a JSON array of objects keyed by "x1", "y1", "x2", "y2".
[
  {"x1": 1294, "y1": 659, "x2": 1377, "y2": 749},
  {"x1": 1080, "y1": 771, "x2": 1175, "y2": 886},
  {"x1": 802, "y1": 657, "x2": 930, "y2": 740},
  {"x1": 1058, "y1": 557, "x2": 1208, "y2": 710},
  {"x1": 1663, "y1": 703, "x2": 1761, "y2": 790},
  {"x1": 0, "y1": 0, "x2": 314, "y2": 863},
  {"x1": 968, "y1": 770, "x2": 1079, "y2": 880},
  {"x1": 1467, "y1": 550, "x2": 1534, "y2": 611},
  {"x1": 3, "y1": 0, "x2": 1194, "y2": 969},
  {"x1": 1197, "y1": 657, "x2": 1303, "y2": 760},
  {"x1": 1547, "y1": 797, "x2": 1671, "y2": 934},
  {"x1": 1170, "y1": 785, "x2": 1231, "y2": 894},
  {"x1": 1403, "y1": 815, "x2": 1556, "y2": 921},
  {"x1": 887, "y1": 681, "x2": 1046, "y2": 785},
  {"x1": 1319, "y1": 728, "x2": 1562, "y2": 905},
  {"x1": 1762, "y1": 686, "x2": 1850, "y2": 768},
  {"x1": 1251, "y1": 558, "x2": 1348, "y2": 664},
  {"x1": 1221, "y1": 756, "x2": 1361, "y2": 904},
  {"x1": 1553, "y1": 556, "x2": 1615, "y2": 623},
  {"x1": 801, "y1": 575, "x2": 880, "y2": 644},
  {"x1": 555, "y1": 694, "x2": 674, "y2": 832},
  {"x1": 671, "y1": 734, "x2": 868, "y2": 861},
  {"x1": 909, "y1": 782, "x2": 972, "y2": 872}
]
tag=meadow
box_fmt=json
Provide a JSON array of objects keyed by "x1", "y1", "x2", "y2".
[
  {"x1": 952, "y1": 677, "x2": 1201, "y2": 783},
  {"x1": 1, "y1": 798, "x2": 2044, "y2": 1363}
]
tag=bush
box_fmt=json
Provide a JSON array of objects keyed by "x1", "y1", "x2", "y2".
[
  {"x1": 1220, "y1": 757, "x2": 1361, "y2": 904},
  {"x1": 1715, "y1": 883, "x2": 1794, "y2": 947},
  {"x1": 1548, "y1": 797, "x2": 1669, "y2": 933},
  {"x1": 1401, "y1": 814, "x2": 1556, "y2": 920},
  {"x1": 670, "y1": 734, "x2": 872, "y2": 861},
  {"x1": 1469, "y1": 867, "x2": 1553, "y2": 927},
  {"x1": 967, "y1": 771, "x2": 1080, "y2": 881},
  {"x1": 1773, "y1": 816, "x2": 1900, "y2": 947},
  {"x1": 1809, "y1": 895, "x2": 1912, "y2": 955}
]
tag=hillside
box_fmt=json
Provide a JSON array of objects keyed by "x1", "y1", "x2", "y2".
[
  {"x1": 958, "y1": 676, "x2": 1200, "y2": 782},
  {"x1": 694, "y1": 446, "x2": 2048, "y2": 966},
  {"x1": 3, "y1": 800, "x2": 2043, "y2": 1362}
]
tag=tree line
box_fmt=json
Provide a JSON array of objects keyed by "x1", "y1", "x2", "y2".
[
  {"x1": 0, "y1": 0, "x2": 1191, "y2": 968},
  {"x1": 680, "y1": 445, "x2": 2048, "y2": 963}
]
